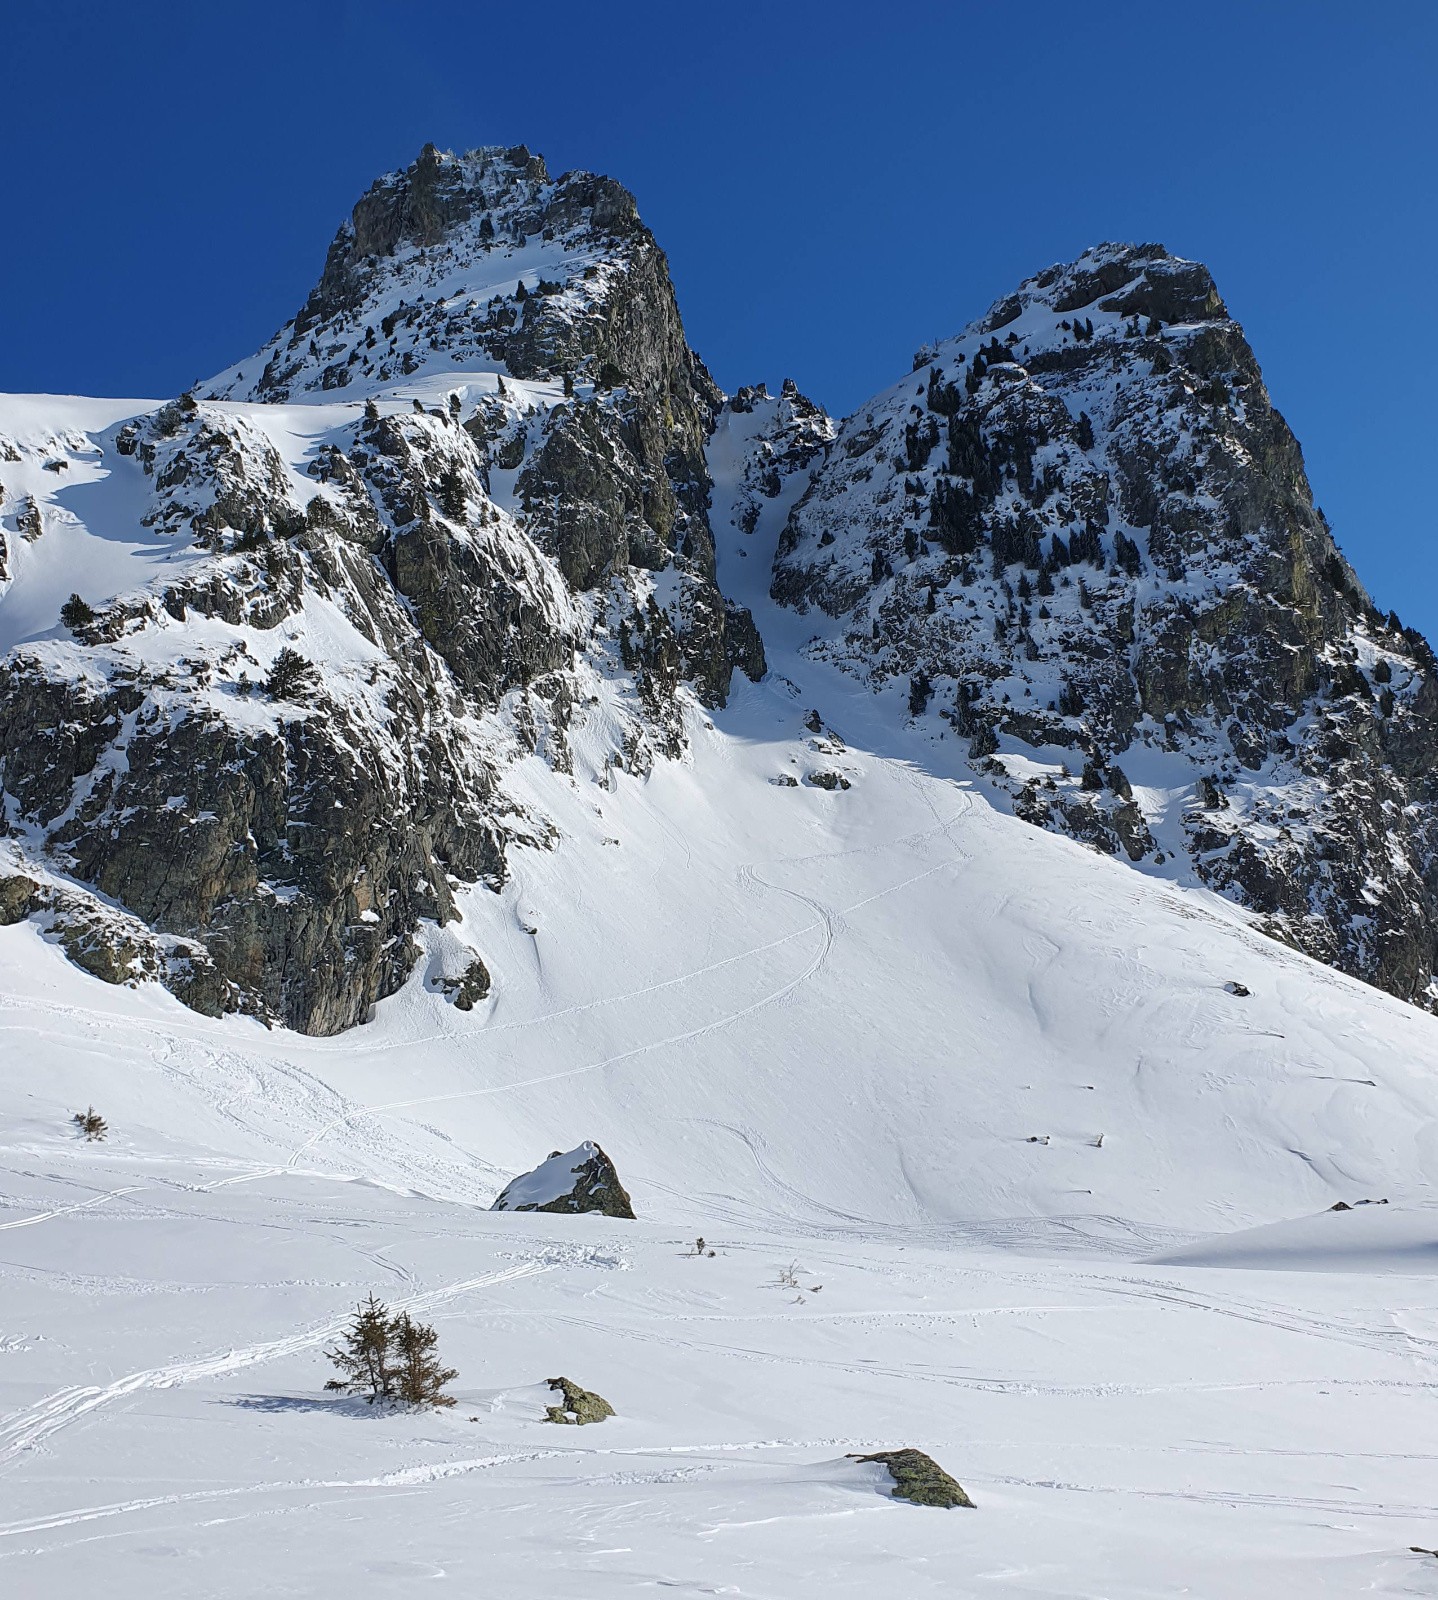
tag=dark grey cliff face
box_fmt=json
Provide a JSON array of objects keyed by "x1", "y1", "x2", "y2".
[
  {"x1": 770, "y1": 244, "x2": 1438, "y2": 1008},
  {"x1": 0, "y1": 398, "x2": 571, "y2": 1033}
]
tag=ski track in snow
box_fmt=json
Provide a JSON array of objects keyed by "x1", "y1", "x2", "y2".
[
  {"x1": 0, "y1": 1262, "x2": 550, "y2": 1473},
  {"x1": 281, "y1": 803, "x2": 971, "y2": 1171}
]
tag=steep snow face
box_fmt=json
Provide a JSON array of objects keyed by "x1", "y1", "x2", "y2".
[{"x1": 769, "y1": 243, "x2": 1438, "y2": 1008}]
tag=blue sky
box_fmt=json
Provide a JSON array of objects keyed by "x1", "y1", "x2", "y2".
[{"x1": 2, "y1": 1, "x2": 1434, "y2": 634}]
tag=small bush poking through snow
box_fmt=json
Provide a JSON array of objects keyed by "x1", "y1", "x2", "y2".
[
  {"x1": 60, "y1": 593, "x2": 96, "y2": 631},
  {"x1": 72, "y1": 1106, "x2": 107, "y2": 1141}
]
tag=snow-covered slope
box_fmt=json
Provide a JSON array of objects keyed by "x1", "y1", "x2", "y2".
[{"x1": 3, "y1": 661, "x2": 1438, "y2": 1596}]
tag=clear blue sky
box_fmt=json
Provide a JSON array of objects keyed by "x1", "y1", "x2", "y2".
[{"x1": 3, "y1": 2, "x2": 1434, "y2": 635}]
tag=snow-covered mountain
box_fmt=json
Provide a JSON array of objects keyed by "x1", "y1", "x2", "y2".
[
  {"x1": 4, "y1": 156, "x2": 1434, "y2": 1029},
  {"x1": 0, "y1": 145, "x2": 763, "y2": 1032},
  {"x1": 2, "y1": 148, "x2": 1438, "y2": 1598},
  {"x1": 769, "y1": 243, "x2": 1438, "y2": 1009}
]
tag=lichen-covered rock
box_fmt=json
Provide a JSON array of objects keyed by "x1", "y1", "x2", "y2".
[
  {"x1": 490, "y1": 1141, "x2": 635, "y2": 1218},
  {"x1": 542, "y1": 1376, "x2": 614, "y2": 1425},
  {"x1": 852, "y1": 1448, "x2": 974, "y2": 1508}
]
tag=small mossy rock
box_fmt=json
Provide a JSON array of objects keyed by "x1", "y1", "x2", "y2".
[
  {"x1": 433, "y1": 956, "x2": 491, "y2": 1010},
  {"x1": 543, "y1": 1376, "x2": 614, "y2": 1425},
  {"x1": 490, "y1": 1140, "x2": 635, "y2": 1219},
  {"x1": 852, "y1": 1448, "x2": 974, "y2": 1509}
]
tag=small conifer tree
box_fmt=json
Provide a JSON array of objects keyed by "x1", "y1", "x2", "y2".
[
  {"x1": 391, "y1": 1311, "x2": 458, "y2": 1408},
  {"x1": 436, "y1": 467, "x2": 467, "y2": 521},
  {"x1": 325, "y1": 1294, "x2": 397, "y2": 1403},
  {"x1": 265, "y1": 647, "x2": 318, "y2": 704},
  {"x1": 72, "y1": 1106, "x2": 107, "y2": 1141},
  {"x1": 324, "y1": 1297, "x2": 457, "y2": 1409},
  {"x1": 60, "y1": 593, "x2": 96, "y2": 631}
]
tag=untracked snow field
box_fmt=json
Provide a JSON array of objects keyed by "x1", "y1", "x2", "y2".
[{"x1": 3, "y1": 672, "x2": 1438, "y2": 1598}]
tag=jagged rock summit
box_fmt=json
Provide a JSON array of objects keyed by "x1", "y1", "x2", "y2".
[
  {"x1": 490, "y1": 1141, "x2": 635, "y2": 1218},
  {"x1": 764, "y1": 242, "x2": 1438, "y2": 1006}
]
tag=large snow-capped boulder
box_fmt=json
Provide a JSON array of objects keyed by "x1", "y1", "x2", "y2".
[{"x1": 490, "y1": 1142, "x2": 635, "y2": 1218}]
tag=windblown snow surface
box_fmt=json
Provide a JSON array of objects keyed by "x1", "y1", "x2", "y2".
[{"x1": 2, "y1": 393, "x2": 1438, "y2": 1598}]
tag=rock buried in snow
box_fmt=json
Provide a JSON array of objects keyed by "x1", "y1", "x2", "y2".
[
  {"x1": 543, "y1": 1375, "x2": 615, "y2": 1425},
  {"x1": 490, "y1": 1141, "x2": 635, "y2": 1219},
  {"x1": 851, "y1": 1449, "x2": 975, "y2": 1508}
]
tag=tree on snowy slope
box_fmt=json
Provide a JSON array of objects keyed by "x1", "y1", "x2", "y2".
[
  {"x1": 325, "y1": 1294, "x2": 396, "y2": 1403},
  {"x1": 391, "y1": 1310, "x2": 457, "y2": 1408},
  {"x1": 324, "y1": 1295, "x2": 457, "y2": 1408}
]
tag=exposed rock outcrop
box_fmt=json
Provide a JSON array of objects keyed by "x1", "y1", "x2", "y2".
[
  {"x1": 431, "y1": 956, "x2": 492, "y2": 1011},
  {"x1": 490, "y1": 1141, "x2": 635, "y2": 1218}
]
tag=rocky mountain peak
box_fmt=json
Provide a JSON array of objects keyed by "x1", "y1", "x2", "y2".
[
  {"x1": 4, "y1": 171, "x2": 1437, "y2": 1031},
  {"x1": 207, "y1": 143, "x2": 675, "y2": 407},
  {"x1": 762, "y1": 242, "x2": 1438, "y2": 1008},
  {"x1": 0, "y1": 143, "x2": 768, "y2": 1033},
  {"x1": 976, "y1": 242, "x2": 1227, "y2": 336}
]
